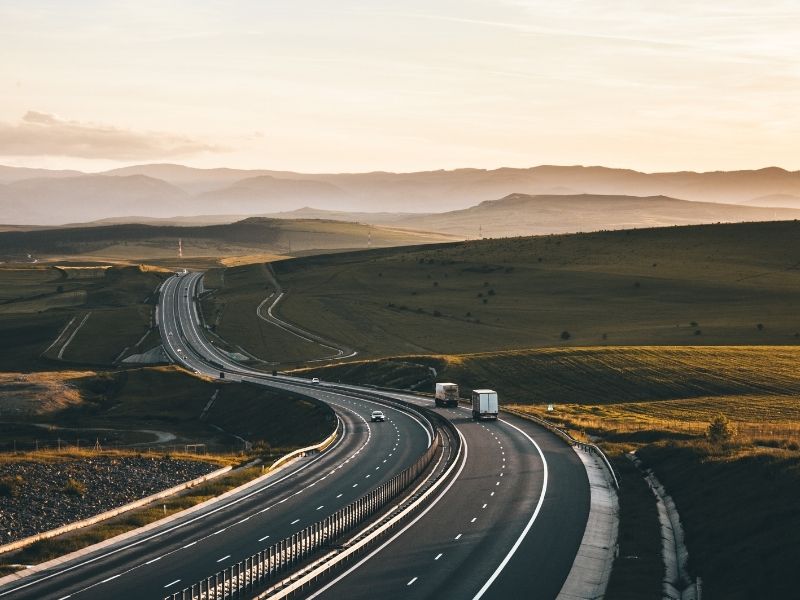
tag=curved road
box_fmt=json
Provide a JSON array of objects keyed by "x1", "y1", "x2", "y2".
[
  {"x1": 0, "y1": 276, "x2": 431, "y2": 600},
  {"x1": 1, "y1": 271, "x2": 592, "y2": 600},
  {"x1": 170, "y1": 272, "x2": 592, "y2": 600}
]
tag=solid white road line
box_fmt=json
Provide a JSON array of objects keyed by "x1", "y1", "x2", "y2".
[
  {"x1": 455, "y1": 534, "x2": 463, "y2": 540},
  {"x1": 434, "y1": 553, "x2": 443, "y2": 561},
  {"x1": 217, "y1": 555, "x2": 231, "y2": 563},
  {"x1": 291, "y1": 519, "x2": 300, "y2": 525},
  {"x1": 471, "y1": 418, "x2": 549, "y2": 600},
  {"x1": 259, "y1": 535, "x2": 271, "y2": 542},
  {"x1": 407, "y1": 577, "x2": 418, "y2": 586},
  {"x1": 163, "y1": 579, "x2": 181, "y2": 588}
]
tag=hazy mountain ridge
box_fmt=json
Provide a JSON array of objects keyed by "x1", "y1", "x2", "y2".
[
  {"x1": 3, "y1": 163, "x2": 800, "y2": 226},
  {"x1": 387, "y1": 193, "x2": 800, "y2": 237}
]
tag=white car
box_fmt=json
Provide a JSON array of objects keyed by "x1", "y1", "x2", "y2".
[
  {"x1": 311, "y1": 377, "x2": 320, "y2": 384},
  {"x1": 370, "y1": 411, "x2": 386, "y2": 422}
]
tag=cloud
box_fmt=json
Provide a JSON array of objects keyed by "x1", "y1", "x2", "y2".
[{"x1": 0, "y1": 111, "x2": 222, "y2": 159}]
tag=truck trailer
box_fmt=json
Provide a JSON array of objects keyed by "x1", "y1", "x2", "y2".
[
  {"x1": 471, "y1": 389, "x2": 499, "y2": 420},
  {"x1": 435, "y1": 382, "x2": 460, "y2": 407}
]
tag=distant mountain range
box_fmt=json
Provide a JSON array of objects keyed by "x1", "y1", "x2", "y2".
[
  {"x1": 2, "y1": 163, "x2": 800, "y2": 228},
  {"x1": 385, "y1": 193, "x2": 800, "y2": 237}
]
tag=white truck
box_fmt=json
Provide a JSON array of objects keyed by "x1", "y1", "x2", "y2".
[
  {"x1": 435, "y1": 382, "x2": 460, "y2": 407},
  {"x1": 471, "y1": 389, "x2": 499, "y2": 420}
]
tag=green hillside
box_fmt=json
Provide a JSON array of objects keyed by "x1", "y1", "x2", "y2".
[{"x1": 225, "y1": 220, "x2": 800, "y2": 364}]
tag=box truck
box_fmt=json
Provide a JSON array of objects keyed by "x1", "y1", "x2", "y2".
[
  {"x1": 435, "y1": 382, "x2": 460, "y2": 407},
  {"x1": 471, "y1": 389, "x2": 499, "y2": 420}
]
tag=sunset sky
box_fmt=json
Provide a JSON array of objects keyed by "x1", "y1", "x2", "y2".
[{"x1": 1, "y1": 1, "x2": 798, "y2": 173}]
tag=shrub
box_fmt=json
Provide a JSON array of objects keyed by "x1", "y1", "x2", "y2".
[
  {"x1": 694, "y1": 329, "x2": 702, "y2": 335},
  {"x1": 0, "y1": 475, "x2": 24, "y2": 498},
  {"x1": 433, "y1": 310, "x2": 442, "y2": 317},
  {"x1": 690, "y1": 321, "x2": 698, "y2": 327},
  {"x1": 488, "y1": 289, "x2": 496, "y2": 296},
  {"x1": 633, "y1": 281, "x2": 641, "y2": 288},
  {"x1": 62, "y1": 478, "x2": 87, "y2": 497},
  {"x1": 757, "y1": 323, "x2": 764, "y2": 331},
  {"x1": 707, "y1": 414, "x2": 736, "y2": 446},
  {"x1": 482, "y1": 298, "x2": 488, "y2": 304},
  {"x1": 560, "y1": 331, "x2": 571, "y2": 340}
]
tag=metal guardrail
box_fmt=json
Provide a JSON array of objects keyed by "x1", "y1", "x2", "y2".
[
  {"x1": 502, "y1": 407, "x2": 620, "y2": 489},
  {"x1": 164, "y1": 410, "x2": 449, "y2": 600}
]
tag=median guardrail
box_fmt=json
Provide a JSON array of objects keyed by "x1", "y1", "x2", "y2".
[{"x1": 164, "y1": 405, "x2": 456, "y2": 600}]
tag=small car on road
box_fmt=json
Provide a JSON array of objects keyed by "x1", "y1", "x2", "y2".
[
  {"x1": 311, "y1": 377, "x2": 320, "y2": 384},
  {"x1": 370, "y1": 410, "x2": 386, "y2": 422}
]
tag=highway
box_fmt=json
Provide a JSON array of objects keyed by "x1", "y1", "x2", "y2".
[
  {"x1": 165, "y1": 272, "x2": 592, "y2": 599},
  {"x1": 0, "y1": 271, "x2": 592, "y2": 600},
  {"x1": 0, "y1": 276, "x2": 432, "y2": 600}
]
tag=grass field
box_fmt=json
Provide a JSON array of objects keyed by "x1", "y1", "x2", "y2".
[
  {"x1": 222, "y1": 221, "x2": 800, "y2": 363},
  {"x1": 201, "y1": 262, "x2": 329, "y2": 363},
  {"x1": 0, "y1": 366, "x2": 334, "y2": 453},
  {"x1": 0, "y1": 264, "x2": 165, "y2": 368}
]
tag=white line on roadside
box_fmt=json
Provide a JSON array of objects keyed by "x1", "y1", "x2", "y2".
[
  {"x1": 407, "y1": 577, "x2": 418, "y2": 586},
  {"x1": 217, "y1": 555, "x2": 231, "y2": 563},
  {"x1": 163, "y1": 579, "x2": 181, "y2": 588},
  {"x1": 434, "y1": 553, "x2": 443, "y2": 561}
]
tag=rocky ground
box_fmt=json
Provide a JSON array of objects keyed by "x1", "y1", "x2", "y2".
[{"x1": 0, "y1": 455, "x2": 217, "y2": 544}]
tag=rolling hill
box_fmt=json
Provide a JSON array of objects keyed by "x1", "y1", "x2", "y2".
[
  {"x1": 202, "y1": 219, "x2": 800, "y2": 364},
  {"x1": 0, "y1": 217, "x2": 458, "y2": 264}
]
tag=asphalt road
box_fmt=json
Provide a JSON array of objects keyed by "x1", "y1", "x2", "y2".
[
  {"x1": 168, "y1": 272, "x2": 592, "y2": 600},
  {"x1": 0, "y1": 277, "x2": 431, "y2": 600},
  {"x1": 1, "y1": 271, "x2": 592, "y2": 600}
]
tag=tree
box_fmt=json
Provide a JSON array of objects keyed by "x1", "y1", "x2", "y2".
[{"x1": 707, "y1": 414, "x2": 736, "y2": 446}]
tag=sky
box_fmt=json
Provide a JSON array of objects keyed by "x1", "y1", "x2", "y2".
[{"x1": 1, "y1": 0, "x2": 799, "y2": 173}]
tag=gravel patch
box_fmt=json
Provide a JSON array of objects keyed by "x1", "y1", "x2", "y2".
[{"x1": 0, "y1": 456, "x2": 217, "y2": 544}]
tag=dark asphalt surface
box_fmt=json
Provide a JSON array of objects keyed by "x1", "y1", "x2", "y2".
[{"x1": 310, "y1": 406, "x2": 589, "y2": 600}]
